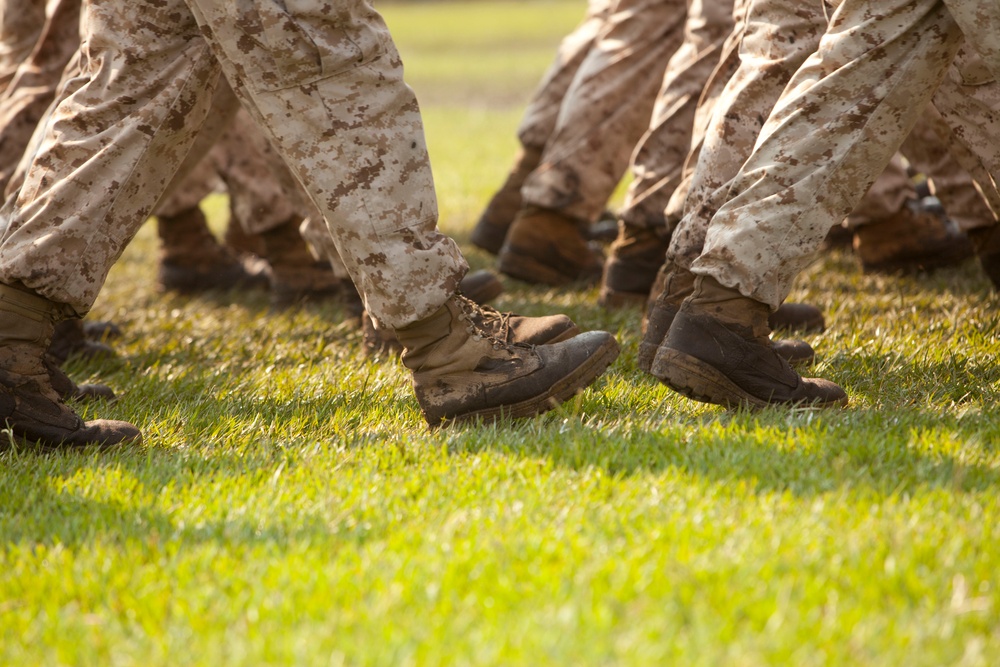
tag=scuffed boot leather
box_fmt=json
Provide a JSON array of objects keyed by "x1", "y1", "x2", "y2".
[
  {"x1": 0, "y1": 285, "x2": 140, "y2": 448},
  {"x1": 396, "y1": 295, "x2": 619, "y2": 426}
]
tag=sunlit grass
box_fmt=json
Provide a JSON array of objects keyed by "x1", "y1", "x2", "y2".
[{"x1": 1, "y1": 1, "x2": 999, "y2": 665}]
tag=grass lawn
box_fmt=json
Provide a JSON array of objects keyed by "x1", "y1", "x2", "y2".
[{"x1": 3, "y1": 1, "x2": 1000, "y2": 664}]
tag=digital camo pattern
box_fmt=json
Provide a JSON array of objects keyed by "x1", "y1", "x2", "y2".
[
  {"x1": 0, "y1": 0, "x2": 80, "y2": 196},
  {"x1": 520, "y1": 0, "x2": 687, "y2": 224},
  {"x1": 692, "y1": 0, "x2": 969, "y2": 308},
  {"x1": 0, "y1": 0, "x2": 465, "y2": 328},
  {"x1": 618, "y1": 0, "x2": 737, "y2": 231},
  {"x1": 0, "y1": 0, "x2": 46, "y2": 93},
  {"x1": 667, "y1": 0, "x2": 829, "y2": 271},
  {"x1": 669, "y1": 0, "x2": 1000, "y2": 273},
  {"x1": 516, "y1": 0, "x2": 614, "y2": 151}
]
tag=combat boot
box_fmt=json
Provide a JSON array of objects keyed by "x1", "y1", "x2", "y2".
[
  {"x1": 650, "y1": 276, "x2": 846, "y2": 409},
  {"x1": 259, "y1": 216, "x2": 351, "y2": 308},
  {"x1": 0, "y1": 284, "x2": 141, "y2": 448},
  {"x1": 853, "y1": 199, "x2": 974, "y2": 273},
  {"x1": 223, "y1": 215, "x2": 267, "y2": 259},
  {"x1": 470, "y1": 146, "x2": 544, "y2": 254},
  {"x1": 638, "y1": 265, "x2": 816, "y2": 373},
  {"x1": 599, "y1": 222, "x2": 671, "y2": 309},
  {"x1": 969, "y1": 224, "x2": 1000, "y2": 291},
  {"x1": 157, "y1": 206, "x2": 269, "y2": 293},
  {"x1": 47, "y1": 319, "x2": 116, "y2": 365},
  {"x1": 362, "y1": 270, "x2": 573, "y2": 357},
  {"x1": 498, "y1": 206, "x2": 604, "y2": 286},
  {"x1": 396, "y1": 295, "x2": 619, "y2": 426}
]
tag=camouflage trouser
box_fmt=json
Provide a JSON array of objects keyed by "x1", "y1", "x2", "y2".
[
  {"x1": 0, "y1": 0, "x2": 46, "y2": 93},
  {"x1": 0, "y1": 1, "x2": 329, "y2": 244},
  {"x1": 691, "y1": 0, "x2": 1000, "y2": 308},
  {"x1": 0, "y1": 0, "x2": 466, "y2": 328},
  {"x1": 516, "y1": 0, "x2": 614, "y2": 151},
  {"x1": 519, "y1": 0, "x2": 687, "y2": 224},
  {"x1": 0, "y1": 0, "x2": 80, "y2": 196},
  {"x1": 155, "y1": 80, "x2": 301, "y2": 237},
  {"x1": 618, "y1": 0, "x2": 738, "y2": 230},
  {"x1": 849, "y1": 111, "x2": 997, "y2": 232}
]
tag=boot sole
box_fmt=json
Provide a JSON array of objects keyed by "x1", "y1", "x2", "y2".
[
  {"x1": 439, "y1": 335, "x2": 620, "y2": 427},
  {"x1": 651, "y1": 348, "x2": 847, "y2": 410}
]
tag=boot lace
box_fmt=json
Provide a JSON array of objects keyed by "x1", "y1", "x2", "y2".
[{"x1": 453, "y1": 295, "x2": 513, "y2": 351}]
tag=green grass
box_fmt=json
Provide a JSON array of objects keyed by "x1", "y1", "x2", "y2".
[{"x1": 3, "y1": 1, "x2": 1000, "y2": 664}]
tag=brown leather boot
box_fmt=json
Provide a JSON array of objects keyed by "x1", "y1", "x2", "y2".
[
  {"x1": 969, "y1": 225, "x2": 1000, "y2": 291},
  {"x1": 470, "y1": 146, "x2": 544, "y2": 254},
  {"x1": 259, "y1": 217, "x2": 350, "y2": 308},
  {"x1": 853, "y1": 199, "x2": 974, "y2": 273},
  {"x1": 638, "y1": 266, "x2": 815, "y2": 372},
  {"x1": 362, "y1": 270, "x2": 572, "y2": 357},
  {"x1": 157, "y1": 207, "x2": 269, "y2": 293},
  {"x1": 0, "y1": 284, "x2": 141, "y2": 448},
  {"x1": 47, "y1": 319, "x2": 116, "y2": 365},
  {"x1": 599, "y1": 222, "x2": 671, "y2": 309},
  {"x1": 396, "y1": 295, "x2": 619, "y2": 426},
  {"x1": 498, "y1": 206, "x2": 604, "y2": 286},
  {"x1": 650, "y1": 276, "x2": 846, "y2": 409}
]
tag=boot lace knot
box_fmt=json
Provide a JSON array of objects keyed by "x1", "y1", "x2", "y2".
[{"x1": 454, "y1": 295, "x2": 510, "y2": 351}]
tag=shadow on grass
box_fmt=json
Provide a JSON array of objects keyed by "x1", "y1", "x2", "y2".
[{"x1": 444, "y1": 404, "x2": 1000, "y2": 499}]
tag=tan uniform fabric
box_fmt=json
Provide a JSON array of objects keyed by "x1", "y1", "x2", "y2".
[
  {"x1": 0, "y1": 0, "x2": 466, "y2": 328},
  {"x1": 0, "y1": 0, "x2": 80, "y2": 195},
  {"x1": 618, "y1": 0, "x2": 738, "y2": 230},
  {"x1": 692, "y1": 0, "x2": 1000, "y2": 308},
  {"x1": 515, "y1": 0, "x2": 614, "y2": 151},
  {"x1": 0, "y1": 0, "x2": 46, "y2": 93},
  {"x1": 519, "y1": 0, "x2": 687, "y2": 224},
  {"x1": 670, "y1": 0, "x2": 998, "y2": 272}
]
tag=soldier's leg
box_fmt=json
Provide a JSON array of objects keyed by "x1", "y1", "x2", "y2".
[
  {"x1": 470, "y1": 0, "x2": 614, "y2": 254},
  {"x1": 0, "y1": 0, "x2": 221, "y2": 447},
  {"x1": 928, "y1": 44, "x2": 1000, "y2": 289},
  {"x1": 498, "y1": 0, "x2": 688, "y2": 286},
  {"x1": 654, "y1": 0, "x2": 965, "y2": 409},
  {"x1": 0, "y1": 0, "x2": 46, "y2": 94},
  {"x1": 600, "y1": 0, "x2": 737, "y2": 307},
  {"x1": 0, "y1": 0, "x2": 80, "y2": 195},
  {"x1": 185, "y1": 0, "x2": 619, "y2": 426}
]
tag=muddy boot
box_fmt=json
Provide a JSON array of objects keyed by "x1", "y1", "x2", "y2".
[
  {"x1": 259, "y1": 217, "x2": 349, "y2": 308},
  {"x1": 969, "y1": 225, "x2": 1000, "y2": 291},
  {"x1": 44, "y1": 356, "x2": 116, "y2": 402},
  {"x1": 853, "y1": 199, "x2": 974, "y2": 273},
  {"x1": 0, "y1": 284, "x2": 141, "y2": 448},
  {"x1": 82, "y1": 319, "x2": 123, "y2": 341},
  {"x1": 498, "y1": 206, "x2": 604, "y2": 286},
  {"x1": 396, "y1": 295, "x2": 619, "y2": 426},
  {"x1": 362, "y1": 274, "x2": 577, "y2": 358},
  {"x1": 599, "y1": 222, "x2": 671, "y2": 309},
  {"x1": 637, "y1": 263, "x2": 695, "y2": 373},
  {"x1": 157, "y1": 207, "x2": 270, "y2": 293},
  {"x1": 638, "y1": 265, "x2": 816, "y2": 371},
  {"x1": 46, "y1": 319, "x2": 116, "y2": 365},
  {"x1": 470, "y1": 146, "x2": 544, "y2": 255},
  {"x1": 224, "y1": 215, "x2": 267, "y2": 259},
  {"x1": 650, "y1": 276, "x2": 846, "y2": 409}
]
